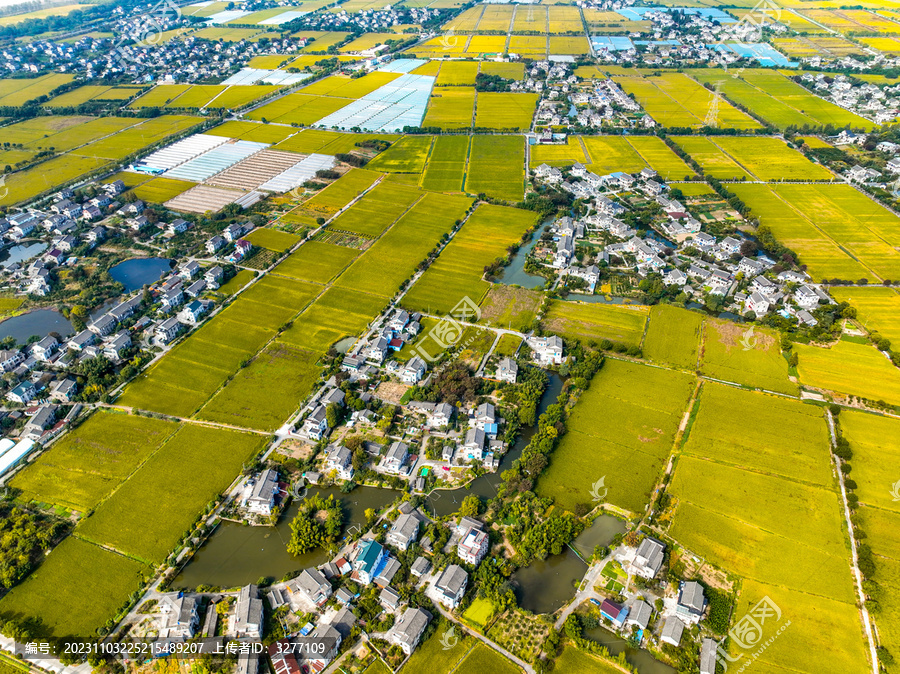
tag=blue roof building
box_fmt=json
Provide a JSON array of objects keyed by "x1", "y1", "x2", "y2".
[{"x1": 354, "y1": 539, "x2": 388, "y2": 585}]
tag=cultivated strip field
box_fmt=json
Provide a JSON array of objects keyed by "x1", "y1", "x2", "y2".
[
  {"x1": 668, "y1": 383, "x2": 869, "y2": 674},
  {"x1": 402, "y1": 203, "x2": 538, "y2": 314},
  {"x1": 537, "y1": 359, "x2": 695, "y2": 514}
]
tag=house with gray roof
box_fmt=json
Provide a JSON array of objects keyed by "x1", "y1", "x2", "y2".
[
  {"x1": 287, "y1": 568, "x2": 331, "y2": 608},
  {"x1": 375, "y1": 557, "x2": 401, "y2": 588},
  {"x1": 434, "y1": 564, "x2": 467, "y2": 609},
  {"x1": 676, "y1": 581, "x2": 706, "y2": 623},
  {"x1": 497, "y1": 357, "x2": 518, "y2": 383},
  {"x1": 158, "y1": 594, "x2": 199, "y2": 639},
  {"x1": 631, "y1": 537, "x2": 665, "y2": 579},
  {"x1": 382, "y1": 441, "x2": 409, "y2": 474},
  {"x1": 626, "y1": 599, "x2": 652, "y2": 631},
  {"x1": 387, "y1": 607, "x2": 431, "y2": 655},
  {"x1": 233, "y1": 585, "x2": 263, "y2": 639},
  {"x1": 661, "y1": 616, "x2": 685, "y2": 646},
  {"x1": 411, "y1": 556, "x2": 431, "y2": 577},
  {"x1": 379, "y1": 586, "x2": 401, "y2": 611},
  {"x1": 245, "y1": 469, "x2": 278, "y2": 516},
  {"x1": 700, "y1": 638, "x2": 717, "y2": 674},
  {"x1": 386, "y1": 513, "x2": 419, "y2": 551}
]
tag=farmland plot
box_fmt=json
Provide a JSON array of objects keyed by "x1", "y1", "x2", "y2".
[
  {"x1": 795, "y1": 339, "x2": 900, "y2": 406},
  {"x1": 699, "y1": 317, "x2": 797, "y2": 395},
  {"x1": 273, "y1": 241, "x2": 361, "y2": 283},
  {"x1": 335, "y1": 193, "x2": 474, "y2": 297},
  {"x1": 327, "y1": 182, "x2": 422, "y2": 236},
  {"x1": 537, "y1": 359, "x2": 695, "y2": 513},
  {"x1": 642, "y1": 304, "x2": 703, "y2": 369},
  {"x1": 77, "y1": 425, "x2": 266, "y2": 564},
  {"x1": 464, "y1": 135, "x2": 525, "y2": 201},
  {"x1": 542, "y1": 300, "x2": 649, "y2": 346},
  {"x1": 366, "y1": 136, "x2": 433, "y2": 173},
  {"x1": 10, "y1": 412, "x2": 179, "y2": 512},
  {"x1": 668, "y1": 383, "x2": 868, "y2": 674},
  {"x1": 402, "y1": 204, "x2": 537, "y2": 314},
  {"x1": 422, "y1": 136, "x2": 469, "y2": 191}
]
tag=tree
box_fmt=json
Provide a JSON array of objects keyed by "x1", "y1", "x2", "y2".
[
  {"x1": 325, "y1": 402, "x2": 340, "y2": 428},
  {"x1": 458, "y1": 494, "x2": 482, "y2": 518},
  {"x1": 286, "y1": 494, "x2": 343, "y2": 555}
]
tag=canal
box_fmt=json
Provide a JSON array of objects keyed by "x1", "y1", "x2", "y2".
[{"x1": 584, "y1": 625, "x2": 677, "y2": 674}]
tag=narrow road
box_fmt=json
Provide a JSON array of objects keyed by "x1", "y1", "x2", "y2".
[
  {"x1": 433, "y1": 603, "x2": 535, "y2": 674},
  {"x1": 554, "y1": 557, "x2": 608, "y2": 630},
  {"x1": 826, "y1": 410, "x2": 880, "y2": 674}
]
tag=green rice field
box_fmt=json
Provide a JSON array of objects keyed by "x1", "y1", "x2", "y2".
[
  {"x1": 402, "y1": 203, "x2": 537, "y2": 314},
  {"x1": 642, "y1": 304, "x2": 703, "y2": 369},
  {"x1": 537, "y1": 359, "x2": 696, "y2": 514},
  {"x1": 543, "y1": 301, "x2": 649, "y2": 347},
  {"x1": 668, "y1": 383, "x2": 868, "y2": 673},
  {"x1": 464, "y1": 135, "x2": 525, "y2": 202}
]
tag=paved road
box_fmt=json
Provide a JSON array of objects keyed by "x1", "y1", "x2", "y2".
[{"x1": 553, "y1": 557, "x2": 609, "y2": 630}]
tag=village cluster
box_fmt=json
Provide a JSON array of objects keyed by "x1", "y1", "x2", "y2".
[{"x1": 533, "y1": 161, "x2": 832, "y2": 324}]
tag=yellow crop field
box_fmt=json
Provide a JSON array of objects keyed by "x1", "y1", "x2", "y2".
[
  {"x1": 508, "y1": 35, "x2": 548, "y2": 56},
  {"x1": 549, "y1": 36, "x2": 590, "y2": 54},
  {"x1": 582, "y1": 136, "x2": 646, "y2": 174},
  {"x1": 796, "y1": 339, "x2": 900, "y2": 405},
  {"x1": 548, "y1": 5, "x2": 584, "y2": 32},
  {"x1": 529, "y1": 138, "x2": 587, "y2": 168},
  {"x1": 466, "y1": 34, "x2": 508, "y2": 54},
  {"x1": 475, "y1": 92, "x2": 538, "y2": 131},
  {"x1": 442, "y1": 6, "x2": 482, "y2": 32},
  {"x1": 830, "y1": 286, "x2": 900, "y2": 344},
  {"x1": 673, "y1": 136, "x2": 752, "y2": 180},
  {"x1": 512, "y1": 4, "x2": 547, "y2": 33},
  {"x1": 627, "y1": 136, "x2": 695, "y2": 180},
  {"x1": 730, "y1": 183, "x2": 871, "y2": 282},
  {"x1": 480, "y1": 62, "x2": 524, "y2": 79},
  {"x1": 710, "y1": 136, "x2": 834, "y2": 181},
  {"x1": 423, "y1": 87, "x2": 475, "y2": 129},
  {"x1": 479, "y1": 5, "x2": 514, "y2": 32}
]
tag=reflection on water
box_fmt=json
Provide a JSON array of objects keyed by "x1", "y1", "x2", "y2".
[
  {"x1": 109, "y1": 258, "x2": 173, "y2": 292},
  {"x1": 512, "y1": 547, "x2": 587, "y2": 614},
  {"x1": 172, "y1": 486, "x2": 397, "y2": 590},
  {"x1": 0, "y1": 242, "x2": 47, "y2": 269},
  {"x1": 584, "y1": 625, "x2": 676, "y2": 674},
  {"x1": 0, "y1": 309, "x2": 74, "y2": 344},
  {"x1": 570, "y1": 515, "x2": 626, "y2": 560}
]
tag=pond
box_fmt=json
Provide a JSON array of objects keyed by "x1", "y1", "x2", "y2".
[
  {"x1": 511, "y1": 515, "x2": 626, "y2": 615},
  {"x1": 570, "y1": 515, "x2": 627, "y2": 560},
  {"x1": 333, "y1": 337, "x2": 356, "y2": 354},
  {"x1": 0, "y1": 309, "x2": 74, "y2": 345},
  {"x1": 512, "y1": 547, "x2": 587, "y2": 614},
  {"x1": 497, "y1": 235, "x2": 546, "y2": 290},
  {"x1": 584, "y1": 625, "x2": 677, "y2": 674},
  {"x1": 109, "y1": 257, "x2": 173, "y2": 292},
  {"x1": 0, "y1": 242, "x2": 47, "y2": 269},
  {"x1": 560, "y1": 293, "x2": 637, "y2": 305},
  {"x1": 171, "y1": 486, "x2": 397, "y2": 590}
]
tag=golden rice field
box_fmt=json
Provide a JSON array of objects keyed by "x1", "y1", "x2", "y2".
[
  {"x1": 795, "y1": 339, "x2": 900, "y2": 406},
  {"x1": 830, "y1": 286, "x2": 900, "y2": 344},
  {"x1": 615, "y1": 72, "x2": 761, "y2": 129}
]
